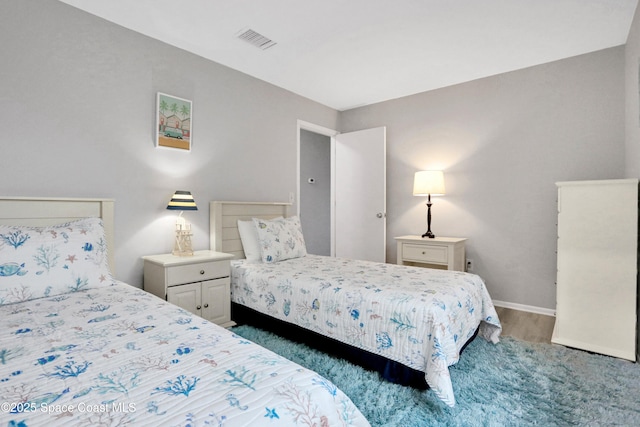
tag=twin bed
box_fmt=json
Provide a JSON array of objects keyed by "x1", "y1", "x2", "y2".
[
  {"x1": 210, "y1": 201, "x2": 502, "y2": 408},
  {"x1": 0, "y1": 196, "x2": 501, "y2": 426},
  {"x1": 0, "y1": 197, "x2": 369, "y2": 426}
]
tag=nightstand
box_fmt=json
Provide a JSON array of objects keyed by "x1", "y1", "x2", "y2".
[
  {"x1": 143, "y1": 250, "x2": 236, "y2": 327},
  {"x1": 395, "y1": 236, "x2": 467, "y2": 271}
]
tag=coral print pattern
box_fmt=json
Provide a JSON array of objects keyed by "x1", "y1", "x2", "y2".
[
  {"x1": 0, "y1": 218, "x2": 115, "y2": 304},
  {"x1": 231, "y1": 255, "x2": 502, "y2": 407},
  {"x1": 253, "y1": 216, "x2": 307, "y2": 263},
  {"x1": 0, "y1": 220, "x2": 369, "y2": 426},
  {"x1": 0, "y1": 283, "x2": 369, "y2": 426}
]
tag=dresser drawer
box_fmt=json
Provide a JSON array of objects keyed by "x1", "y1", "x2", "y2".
[
  {"x1": 402, "y1": 243, "x2": 448, "y2": 264},
  {"x1": 167, "y1": 261, "x2": 230, "y2": 286}
]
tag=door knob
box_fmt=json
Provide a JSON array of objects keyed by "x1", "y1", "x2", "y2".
[{"x1": 376, "y1": 212, "x2": 384, "y2": 218}]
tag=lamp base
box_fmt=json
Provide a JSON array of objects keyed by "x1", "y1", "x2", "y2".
[
  {"x1": 422, "y1": 197, "x2": 435, "y2": 238},
  {"x1": 172, "y1": 249, "x2": 194, "y2": 257},
  {"x1": 173, "y1": 230, "x2": 194, "y2": 256}
]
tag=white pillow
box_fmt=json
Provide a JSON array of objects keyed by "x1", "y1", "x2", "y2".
[
  {"x1": 253, "y1": 216, "x2": 307, "y2": 263},
  {"x1": 237, "y1": 220, "x2": 262, "y2": 262},
  {"x1": 0, "y1": 217, "x2": 115, "y2": 305}
]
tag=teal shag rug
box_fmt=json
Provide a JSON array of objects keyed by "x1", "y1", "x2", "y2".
[{"x1": 232, "y1": 325, "x2": 640, "y2": 426}]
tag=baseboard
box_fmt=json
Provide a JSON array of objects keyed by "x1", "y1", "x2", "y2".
[{"x1": 493, "y1": 300, "x2": 555, "y2": 317}]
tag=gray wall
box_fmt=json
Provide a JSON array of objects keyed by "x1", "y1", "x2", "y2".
[
  {"x1": 299, "y1": 130, "x2": 331, "y2": 255},
  {"x1": 625, "y1": 2, "x2": 640, "y2": 177},
  {"x1": 0, "y1": 0, "x2": 338, "y2": 286},
  {"x1": 1, "y1": 0, "x2": 633, "y2": 313},
  {"x1": 340, "y1": 47, "x2": 626, "y2": 310}
]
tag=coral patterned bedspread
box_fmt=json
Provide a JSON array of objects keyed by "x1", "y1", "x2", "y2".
[
  {"x1": 0, "y1": 282, "x2": 369, "y2": 426},
  {"x1": 231, "y1": 255, "x2": 502, "y2": 407}
]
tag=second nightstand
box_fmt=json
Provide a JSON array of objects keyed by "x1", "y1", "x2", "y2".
[
  {"x1": 143, "y1": 250, "x2": 236, "y2": 327},
  {"x1": 395, "y1": 235, "x2": 467, "y2": 271}
]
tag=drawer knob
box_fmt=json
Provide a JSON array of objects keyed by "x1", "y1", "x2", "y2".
[
  {"x1": 200, "y1": 270, "x2": 205, "y2": 275},
  {"x1": 204, "y1": 303, "x2": 209, "y2": 308},
  {"x1": 422, "y1": 251, "x2": 426, "y2": 255},
  {"x1": 196, "y1": 305, "x2": 201, "y2": 310}
]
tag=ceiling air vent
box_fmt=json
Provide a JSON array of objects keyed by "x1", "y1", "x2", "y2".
[{"x1": 236, "y1": 28, "x2": 277, "y2": 50}]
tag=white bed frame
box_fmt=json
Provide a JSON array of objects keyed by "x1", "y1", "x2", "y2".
[
  {"x1": 210, "y1": 201, "x2": 290, "y2": 259},
  {"x1": 0, "y1": 197, "x2": 116, "y2": 273}
]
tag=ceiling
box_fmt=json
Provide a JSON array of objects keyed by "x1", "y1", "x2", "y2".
[{"x1": 59, "y1": 0, "x2": 638, "y2": 111}]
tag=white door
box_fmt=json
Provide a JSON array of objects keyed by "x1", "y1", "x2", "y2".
[{"x1": 335, "y1": 127, "x2": 386, "y2": 262}]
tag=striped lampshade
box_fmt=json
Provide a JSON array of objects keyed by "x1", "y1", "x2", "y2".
[{"x1": 166, "y1": 190, "x2": 198, "y2": 210}]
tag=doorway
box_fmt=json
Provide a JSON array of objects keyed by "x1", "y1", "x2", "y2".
[
  {"x1": 297, "y1": 121, "x2": 338, "y2": 256},
  {"x1": 297, "y1": 120, "x2": 386, "y2": 262},
  {"x1": 299, "y1": 129, "x2": 331, "y2": 255}
]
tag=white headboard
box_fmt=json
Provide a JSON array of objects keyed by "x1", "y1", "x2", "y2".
[
  {"x1": 210, "y1": 201, "x2": 290, "y2": 259},
  {"x1": 0, "y1": 197, "x2": 116, "y2": 273}
]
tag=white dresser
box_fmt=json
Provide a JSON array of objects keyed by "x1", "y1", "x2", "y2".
[{"x1": 553, "y1": 179, "x2": 638, "y2": 361}]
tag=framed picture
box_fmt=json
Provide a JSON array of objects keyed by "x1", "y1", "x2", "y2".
[{"x1": 156, "y1": 92, "x2": 192, "y2": 151}]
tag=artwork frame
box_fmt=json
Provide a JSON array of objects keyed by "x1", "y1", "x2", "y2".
[{"x1": 156, "y1": 92, "x2": 192, "y2": 151}]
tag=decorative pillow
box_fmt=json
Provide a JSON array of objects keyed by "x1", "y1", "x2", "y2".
[
  {"x1": 0, "y1": 217, "x2": 115, "y2": 305},
  {"x1": 253, "y1": 216, "x2": 307, "y2": 263},
  {"x1": 237, "y1": 219, "x2": 263, "y2": 262}
]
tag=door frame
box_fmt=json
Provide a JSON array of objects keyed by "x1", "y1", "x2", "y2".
[{"x1": 297, "y1": 120, "x2": 339, "y2": 256}]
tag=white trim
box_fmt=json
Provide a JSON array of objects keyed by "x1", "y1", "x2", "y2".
[
  {"x1": 493, "y1": 300, "x2": 556, "y2": 317},
  {"x1": 330, "y1": 136, "x2": 336, "y2": 257},
  {"x1": 556, "y1": 178, "x2": 639, "y2": 188},
  {"x1": 297, "y1": 120, "x2": 340, "y2": 138}
]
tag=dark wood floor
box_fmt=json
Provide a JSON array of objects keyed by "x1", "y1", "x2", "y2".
[{"x1": 495, "y1": 306, "x2": 555, "y2": 344}]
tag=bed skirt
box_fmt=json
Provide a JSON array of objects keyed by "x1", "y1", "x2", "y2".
[{"x1": 232, "y1": 302, "x2": 479, "y2": 389}]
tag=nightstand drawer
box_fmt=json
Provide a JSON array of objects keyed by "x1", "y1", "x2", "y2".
[
  {"x1": 167, "y1": 261, "x2": 229, "y2": 286},
  {"x1": 395, "y1": 236, "x2": 466, "y2": 271},
  {"x1": 402, "y1": 244, "x2": 448, "y2": 264}
]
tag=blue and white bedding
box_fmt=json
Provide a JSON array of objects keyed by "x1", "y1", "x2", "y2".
[
  {"x1": 0, "y1": 218, "x2": 369, "y2": 426},
  {"x1": 231, "y1": 255, "x2": 502, "y2": 407},
  {"x1": 0, "y1": 282, "x2": 370, "y2": 426}
]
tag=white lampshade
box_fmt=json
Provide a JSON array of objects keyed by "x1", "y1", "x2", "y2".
[{"x1": 413, "y1": 171, "x2": 446, "y2": 196}]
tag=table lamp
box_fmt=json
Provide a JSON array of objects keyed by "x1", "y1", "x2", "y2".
[{"x1": 166, "y1": 190, "x2": 197, "y2": 256}]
